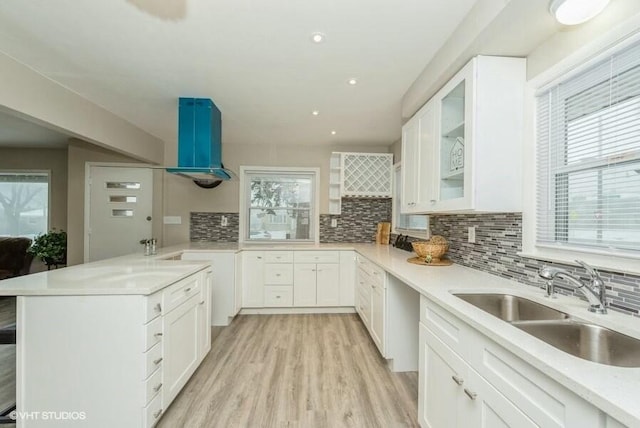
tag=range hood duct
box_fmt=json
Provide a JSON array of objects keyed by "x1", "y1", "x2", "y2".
[{"x1": 166, "y1": 97, "x2": 235, "y2": 187}]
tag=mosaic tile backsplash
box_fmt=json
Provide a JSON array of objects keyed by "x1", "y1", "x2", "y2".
[
  {"x1": 429, "y1": 213, "x2": 640, "y2": 317},
  {"x1": 190, "y1": 208, "x2": 640, "y2": 316},
  {"x1": 191, "y1": 212, "x2": 240, "y2": 242},
  {"x1": 190, "y1": 198, "x2": 392, "y2": 244},
  {"x1": 320, "y1": 198, "x2": 392, "y2": 243}
]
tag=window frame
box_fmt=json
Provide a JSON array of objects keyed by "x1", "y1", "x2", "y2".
[
  {"x1": 391, "y1": 162, "x2": 429, "y2": 239},
  {"x1": 0, "y1": 169, "x2": 51, "y2": 238},
  {"x1": 521, "y1": 28, "x2": 640, "y2": 274},
  {"x1": 239, "y1": 166, "x2": 320, "y2": 244}
]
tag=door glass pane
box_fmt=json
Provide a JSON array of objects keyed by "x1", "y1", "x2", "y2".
[{"x1": 439, "y1": 81, "x2": 465, "y2": 201}]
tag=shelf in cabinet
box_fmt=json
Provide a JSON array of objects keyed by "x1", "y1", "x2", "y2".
[
  {"x1": 442, "y1": 121, "x2": 464, "y2": 138},
  {"x1": 441, "y1": 169, "x2": 464, "y2": 181}
]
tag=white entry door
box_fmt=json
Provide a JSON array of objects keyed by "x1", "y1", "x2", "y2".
[{"x1": 86, "y1": 166, "x2": 153, "y2": 262}]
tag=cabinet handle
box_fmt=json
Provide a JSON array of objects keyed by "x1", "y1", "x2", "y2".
[
  {"x1": 154, "y1": 332, "x2": 163, "y2": 337},
  {"x1": 451, "y1": 375, "x2": 464, "y2": 386},
  {"x1": 276, "y1": 295, "x2": 281, "y2": 299},
  {"x1": 153, "y1": 357, "x2": 163, "y2": 365},
  {"x1": 257, "y1": 256, "x2": 262, "y2": 259},
  {"x1": 185, "y1": 287, "x2": 192, "y2": 292},
  {"x1": 276, "y1": 273, "x2": 281, "y2": 276},
  {"x1": 154, "y1": 303, "x2": 162, "y2": 313},
  {"x1": 373, "y1": 271, "x2": 379, "y2": 275},
  {"x1": 464, "y1": 389, "x2": 477, "y2": 400},
  {"x1": 153, "y1": 383, "x2": 163, "y2": 393},
  {"x1": 372, "y1": 284, "x2": 377, "y2": 289},
  {"x1": 430, "y1": 200, "x2": 436, "y2": 204},
  {"x1": 153, "y1": 409, "x2": 163, "y2": 419}
]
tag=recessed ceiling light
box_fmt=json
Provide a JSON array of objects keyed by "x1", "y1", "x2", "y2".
[
  {"x1": 549, "y1": 0, "x2": 610, "y2": 25},
  {"x1": 312, "y1": 110, "x2": 320, "y2": 116},
  {"x1": 311, "y1": 32, "x2": 325, "y2": 43},
  {"x1": 348, "y1": 78, "x2": 358, "y2": 85},
  {"x1": 331, "y1": 130, "x2": 337, "y2": 135}
]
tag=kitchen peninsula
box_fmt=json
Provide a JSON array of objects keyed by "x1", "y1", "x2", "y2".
[{"x1": 1, "y1": 243, "x2": 639, "y2": 427}]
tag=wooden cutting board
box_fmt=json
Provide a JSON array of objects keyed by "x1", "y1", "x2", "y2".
[{"x1": 376, "y1": 222, "x2": 391, "y2": 245}]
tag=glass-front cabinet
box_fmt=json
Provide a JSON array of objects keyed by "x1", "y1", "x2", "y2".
[
  {"x1": 400, "y1": 55, "x2": 526, "y2": 214},
  {"x1": 438, "y1": 80, "x2": 466, "y2": 202}
]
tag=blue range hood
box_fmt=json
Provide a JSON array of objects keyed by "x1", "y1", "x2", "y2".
[{"x1": 166, "y1": 98, "x2": 235, "y2": 183}]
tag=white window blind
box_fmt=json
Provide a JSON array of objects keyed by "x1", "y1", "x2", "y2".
[{"x1": 536, "y1": 39, "x2": 640, "y2": 253}]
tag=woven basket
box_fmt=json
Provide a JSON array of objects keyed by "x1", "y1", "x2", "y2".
[{"x1": 412, "y1": 241, "x2": 448, "y2": 262}]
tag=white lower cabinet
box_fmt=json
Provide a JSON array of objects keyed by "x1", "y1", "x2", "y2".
[
  {"x1": 356, "y1": 254, "x2": 387, "y2": 356},
  {"x1": 419, "y1": 323, "x2": 535, "y2": 428},
  {"x1": 419, "y1": 295, "x2": 626, "y2": 428},
  {"x1": 242, "y1": 250, "x2": 354, "y2": 308},
  {"x1": 242, "y1": 251, "x2": 265, "y2": 307},
  {"x1": 16, "y1": 268, "x2": 211, "y2": 428},
  {"x1": 162, "y1": 293, "x2": 201, "y2": 408},
  {"x1": 180, "y1": 251, "x2": 239, "y2": 326}
]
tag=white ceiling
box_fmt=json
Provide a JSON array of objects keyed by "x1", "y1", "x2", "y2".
[{"x1": 0, "y1": 0, "x2": 477, "y2": 148}]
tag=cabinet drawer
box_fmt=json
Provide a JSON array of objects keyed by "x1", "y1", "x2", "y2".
[
  {"x1": 143, "y1": 392, "x2": 163, "y2": 428},
  {"x1": 144, "y1": 366, "x2": 163, "y2": 406},
  {"x1": 145, "y1": 291, "x2": 163, "y2": 323},
  {"x1": 295, "y1": 251, "x2": 340, "y2": 264},
  {"x1": 420, "y1": 295, "x2": 466, "y2": 355},
  {"x1": 163, "y1": 274, "x2": 201, "y2": 314},
  {"x1": 144, "y1": 316, "x2": 163, "y2": 352},
  {"x1": 265, "y1": 251, "x2": 293, "y2": 263},
  {"x1": 264, "y1": 286, "x2": 293, "y2": 307},
  {"x1": 144, "y1": 342, "x2": 163, "y2": 380},
  {"x1": 265, "y1": 264, "x2": 293, "y2": 285},
  {"x1": 357, "y1": 256, "x2": 385, "y2": 286}
]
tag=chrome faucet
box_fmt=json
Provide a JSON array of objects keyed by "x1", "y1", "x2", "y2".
[{"x1": 538, "y1": 260, "x2": 607, "y2": 314}]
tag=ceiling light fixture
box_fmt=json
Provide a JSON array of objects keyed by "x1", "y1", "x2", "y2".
[
  {"x1": 312, "y1": 110, "x2": 320, "y2": 116},
  {"x1": 348, "y1": 78, "x2": 358, "y2": 85},
  {"x1": 331, "y1": 131, "x2": 337, "y2": 135},
  {"x1": 311, "y1": 32, "x2": 325, "y2": 43},
  {"x1": 549, "y1": 0, "x2": 610, "y2": 25}
]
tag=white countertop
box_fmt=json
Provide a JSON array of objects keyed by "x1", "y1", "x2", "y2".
[
  {"x1": 1, "y1": 241, "x2": 639, "y2": 424},
  {"x1": 351, "y1": 244, "x2": 640, "y2": 427}
]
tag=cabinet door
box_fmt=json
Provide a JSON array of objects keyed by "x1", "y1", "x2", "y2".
[
  {"x1": 234, "y1": 253, "x2": 242, "y2": 315},
  {"x1": 197, "y1": 271, "x2": 212, "y2": 361},
  {"x1": 433, "y1": 60, "x2": 474, "y2": 211},
  {"x1": 339, "y1": 251, "x2": 355, "y2": 306},
  {"x1": 401, "y1": 117, "x2": 420, "y2": 213},
  {"x1": 465, "y1": 368, "x2": 537, "y2": 428},
  {"x1": 163, "y1": 295, "x2": 200, "y2": 409},
  {"x1": 242, "y1": 252, "x2": 265, "y2": 307},
  {"x1": 370, "y1": 282, "x2": 385, "y2": 355},
  {"x1": 293, "y1": 263, "x2": 317, "y2": 306},
  {"x1": 316, "y1": 263, "x2": 340, "y2": 306},
  {"x1": 419, "y1": 323, "x2": 465, "y2": 428},
  {"x1": 415, "y1": 100, "x2": 436, "y2": 211}
]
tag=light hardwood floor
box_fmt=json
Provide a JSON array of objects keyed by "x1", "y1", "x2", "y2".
[{"x1": 159, "y1": 314, "x2": 419, "y2": 428}]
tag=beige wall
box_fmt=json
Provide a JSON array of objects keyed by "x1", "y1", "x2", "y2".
[
  {"x1": 66, "y1": 139, "x2": 144, "y2": 266},
  {"x1": 162, "y1": 142, "x2": 391, "y2": 246},
  {"x1": 0, "y1": 51, "x2": 164, "y2": 165},
  {"x1": 0, "y1": 147, "x2": 68, "y2": 231}
]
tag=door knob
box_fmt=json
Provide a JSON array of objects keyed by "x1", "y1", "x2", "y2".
[{"x1": 146, "y1": 216, "x2": 152, "y2": 221}]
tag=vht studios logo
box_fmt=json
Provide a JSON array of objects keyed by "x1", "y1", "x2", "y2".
[{"x1": 9, "y1": 410, "x2": 87, "y2": 421}]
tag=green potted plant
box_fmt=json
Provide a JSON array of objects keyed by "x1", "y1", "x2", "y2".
[{"x1": 28, "y1": 229, "x2": 67, "y2": 269}]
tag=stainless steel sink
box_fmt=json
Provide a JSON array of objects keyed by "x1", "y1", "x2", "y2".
[
  {"x1": 454, "y1": 293, "x2": 569, "y2": 321},
  {"x1": 513, "y1": 321, "x2": 640, "y2": 368}
]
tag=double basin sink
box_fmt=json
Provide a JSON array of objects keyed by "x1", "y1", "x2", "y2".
[{"x1": 454, "y1": 293, "x2": 640, "y2": 368}]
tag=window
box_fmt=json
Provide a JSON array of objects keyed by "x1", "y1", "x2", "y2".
[
  {"x1": 536, "y1": 39, "x2": 640, "y2": 253},
  {"x1": 240, "y1": 167, "x2": 319, "y2": 243},
  {"x1": 392, "y1": 164, "x2": 429, "y2": 238},
  {"x1": 0, "y1": 171, "x2": 49, "y2": 238}
]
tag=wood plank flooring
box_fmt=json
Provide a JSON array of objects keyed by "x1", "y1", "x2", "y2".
[{"x1": 159, "y1": 314, "x2": 418, "y2": 428}]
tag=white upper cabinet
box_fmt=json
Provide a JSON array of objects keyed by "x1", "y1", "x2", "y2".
[
  {"x1": 402, "y1": 55, "x2": 526, "y2": 213},
  {"x1": 401, "y1": 100, "x2": 435, "y2": 213}
]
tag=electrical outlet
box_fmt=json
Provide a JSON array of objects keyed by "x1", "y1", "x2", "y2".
[
  {"x1": 468, "y1": 226, "x2": 476, "y2": 243},
  {"x1": 221, "y1": 216, "x2": 228, "y2": 227},
  {"x1": 331, "y1": 218, "x2": 338, "y2": 228}
]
